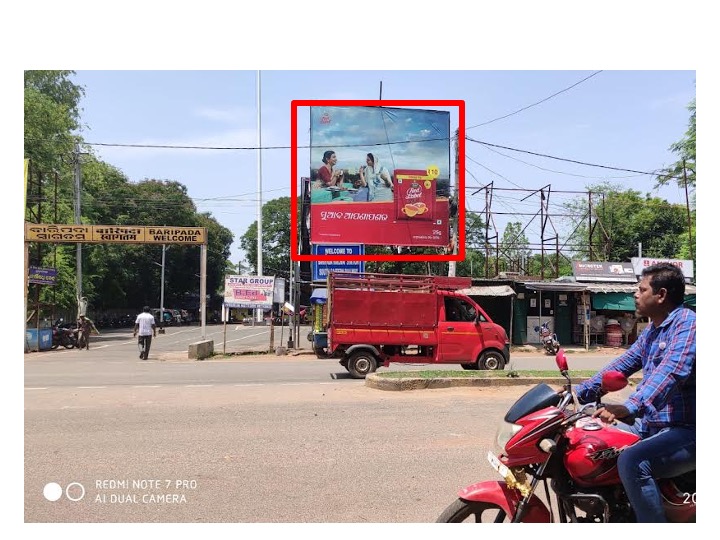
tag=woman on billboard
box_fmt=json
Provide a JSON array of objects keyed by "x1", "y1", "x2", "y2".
[
  {"x1": 359, "y1": 153, "x2": 393, "y2": 202},
  {"x1": 316, "y1": 150, "x2": 345, "y2": 188}
]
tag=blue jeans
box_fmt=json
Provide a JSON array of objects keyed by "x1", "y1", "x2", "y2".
[{"x1": 615, "y1": 421, "x2": 695, "y2": 522}]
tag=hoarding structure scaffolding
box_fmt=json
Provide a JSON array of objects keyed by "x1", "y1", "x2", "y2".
[{"x1": 468, "y1": 183, "x2": 615, "y2": 279}]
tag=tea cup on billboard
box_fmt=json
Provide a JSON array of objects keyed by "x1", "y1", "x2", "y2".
[{"x1": 402, "y1": 203, "x2": 419, "y2": 217}]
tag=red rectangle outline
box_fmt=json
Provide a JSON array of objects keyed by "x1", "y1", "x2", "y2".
[{"x1": 291, "y1": 100, "x2": 465, "y2": 262}]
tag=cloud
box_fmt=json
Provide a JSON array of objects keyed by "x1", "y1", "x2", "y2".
[{"x1": 193, "y1": 106, "x2": 255, "y2": 124}]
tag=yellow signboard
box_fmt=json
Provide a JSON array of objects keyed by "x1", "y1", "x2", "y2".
[{"x1": 24, "y1": 223, "x2": 207, "y2": 245}]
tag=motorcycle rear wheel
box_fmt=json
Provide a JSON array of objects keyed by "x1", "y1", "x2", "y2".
[{"x1": 436, "y1": 499, "x2": 511, "y2": 523}]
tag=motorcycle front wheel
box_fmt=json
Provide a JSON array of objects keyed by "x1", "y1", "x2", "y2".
[{"x1": 436, "y1": 499, "x2": 511, "y2": 523}]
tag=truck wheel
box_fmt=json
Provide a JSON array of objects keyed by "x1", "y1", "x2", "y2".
[
  {"x1": 479, "y1": 350, "x2": 505, "y2": 370},
  {"x1": 347, "y1": 351, "x2": 377, "y2": 379},
  {"x1": 461, "y1": 363, "x2": 478, "y2": 370}
]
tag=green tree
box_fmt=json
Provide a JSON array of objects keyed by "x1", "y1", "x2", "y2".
[
  {"x1": 24, "y1": 70, "x2": 83, "y2": 173},
  {"x1": 499, "y1": 221, "x2": 531, "y2": 273},
  {"x1": 240, "y1": 197, "x2": 293, "y2": 278},
  {"x1": 456, "y1": 210, "x2": 486, "y2": 277},
  {"x1": 656, "y1": 99, "x2": 695, "y2": 189},
  {"x1": 25, "y1": 71, "x2": 236, "y2": 319},
  {"x1": 563, "y1": 184, "x2": 687, "y2": 262}
]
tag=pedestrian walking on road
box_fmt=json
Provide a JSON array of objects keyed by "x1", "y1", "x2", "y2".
[{"x1": 133, "y1": 306, "x2": 157, "y2": 360}]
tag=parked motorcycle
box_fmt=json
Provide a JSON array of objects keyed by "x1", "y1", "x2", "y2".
[
  {"x1": 534, "y1": 321, "x2": 560, "y2": 355},
  {"x1": 435, "y1": 348, "x2": 695, "y2": 523},
  {"x1": 51, "y1": 319, "x2": 76, "y2": 349}
]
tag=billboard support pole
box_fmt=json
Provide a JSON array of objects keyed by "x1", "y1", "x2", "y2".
[{"x1": 288, "y1": 259, "x2": 295, "y2": 349}]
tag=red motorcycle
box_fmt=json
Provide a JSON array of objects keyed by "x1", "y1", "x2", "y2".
[{"x1": 436, "y1": 348, "x2": 695, "y2": 523}]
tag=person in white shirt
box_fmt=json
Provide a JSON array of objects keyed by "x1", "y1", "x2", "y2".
[{"x1": 133, "y1": 305, "x2": 157, "y2": 360}]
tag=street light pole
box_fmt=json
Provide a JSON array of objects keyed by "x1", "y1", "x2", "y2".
[
  {"x1": 153, "y1": 245, "x2": 168, "y2": 333},
  {"x1": 160, "y1": 244, "x2": 166, "y2": 330}
]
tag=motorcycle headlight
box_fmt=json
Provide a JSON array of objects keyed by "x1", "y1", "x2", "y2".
[{"x1": 495, "y1": 421, "x2": 522, "y2": 454}]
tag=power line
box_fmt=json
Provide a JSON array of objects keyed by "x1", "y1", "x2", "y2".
[
  {"x1": 466, "y1": 71, "x2": 604, "y2": 129},
  {"x1": 80, "y1": 135, "x2": 455, "y2": 151},
  {"x1": 477, "y1": 142, "x2": 647, "y2": 180},
  {"x1": 466, "y1": 136, "x2": 679, "y2": 178}
]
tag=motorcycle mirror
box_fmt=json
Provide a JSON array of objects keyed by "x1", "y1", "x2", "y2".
[
  {"x1": 601, "y1": 371, "x2": 628, "y2": 392},
  {"x1": 555, "y1": 348, "x2": 568, "y2": 371}
]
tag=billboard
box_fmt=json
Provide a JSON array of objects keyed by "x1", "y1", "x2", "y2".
[
  {"x1": 311, "y1": 244, "x2": 365, "y2": 281},
  {"x1": 572, "y1": 261, "x2": 637, "y2": 283},
  {"x1": 24, "y1": 223, "x2": 207, "y2": 245},
  {"x1": 291, "y1": 100, "x2": 465, "y2": 262},
  {"x1": 223, "y1": 275, "x2": 275, "y2": 309},
  {"x1": 631, "y1": 257, "x2": 694, "y2": 282}
]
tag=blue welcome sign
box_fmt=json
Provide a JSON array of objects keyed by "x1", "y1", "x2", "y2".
[{"x1": 311, "y1": 244, "x2": 365, "y2": 281}]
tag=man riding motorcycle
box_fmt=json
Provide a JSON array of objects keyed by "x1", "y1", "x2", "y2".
[{"x1": 574, "y1": 262, "x2": 695, "y2": 523}]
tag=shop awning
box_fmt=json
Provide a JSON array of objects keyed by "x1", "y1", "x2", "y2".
[
  {"x1": 310, "y1": 288, "x2": 327, "y2": 304},
  {"x1": 585, "y1": 283, "x2": 637, "y2": 293},
  {"x1": 458, "y1": 285, "x2": 516, "y2": 296},
  {"x1": 592, "y1": 292, "x2": 636, "y2": 311},
  {"x1": 520, "y1": 281, "x2": 588, "y2": 292}
]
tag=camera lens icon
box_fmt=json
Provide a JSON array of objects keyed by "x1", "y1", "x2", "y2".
[{"x1": 43, "y1": 482, "x2": 85, "y2": 502}]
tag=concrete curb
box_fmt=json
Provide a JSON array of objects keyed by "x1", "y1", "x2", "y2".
[
  {"x1": 365, "y1": 374, "x2": 643, "y2": 391},
  {"x1": 365, "y1": 374, "x2": 570, "y2": 391}
]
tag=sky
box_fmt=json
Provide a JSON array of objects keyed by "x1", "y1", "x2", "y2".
[
  {"x1": 69, "y1": 69, "x2": 696, "y2": 266},
  {"x1": 9, "y1": 1, "x2": 717, "y2": 536}
]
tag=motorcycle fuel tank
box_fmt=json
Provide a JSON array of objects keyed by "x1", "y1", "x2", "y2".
[{"x1": 564, "y1": 419, "x2": 640, "y2": 487}]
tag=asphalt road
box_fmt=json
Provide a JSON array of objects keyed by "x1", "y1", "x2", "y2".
[
  {"x1": 24, "y1": 326, "x2": 628, "y2": 523},
  {"x1": 25, "y1": 382, "x2": 537, "y2": 523},
  {"x1": 25, "y1": 325, "x2": 617, "y2": 389}
]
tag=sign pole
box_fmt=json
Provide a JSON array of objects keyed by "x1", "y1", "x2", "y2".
[
  {"x1": 24, "y1": 242, "x2": 29, "y2": 352},
  {"x1": 200, "y1": 244, "x2": 207, "y2": 340},
  {"x1": 222, "y1": 303, "x2": 227, "y2": 354}
]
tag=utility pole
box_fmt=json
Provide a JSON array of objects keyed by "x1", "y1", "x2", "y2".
[
  {"x1": 73, "y1": 142, "x2": 83, "y2": 315},
  {"x1": 448, "y1": 128, "x2": 459, "y2": 277},
  {"x1": 160, "y1": 244, "x2": 166, "y2": 329},
  {"x1": 256, "y1": 70, "x2": 264, "y2": 323}
]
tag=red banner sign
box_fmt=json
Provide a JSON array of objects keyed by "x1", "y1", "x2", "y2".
[{"x1": 310, "y1": 199, "x2": 449, "y2": 247}]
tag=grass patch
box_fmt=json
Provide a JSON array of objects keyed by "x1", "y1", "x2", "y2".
[{"x1": 377, "y1": 370, "x2": 600, "y2": 379}]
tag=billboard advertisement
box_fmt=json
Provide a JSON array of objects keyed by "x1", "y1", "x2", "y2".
[
  {"x1": 631, "y1": 257, "x2": 694, "y2": 282},
  {"x1": 311, "y1": 244, "x2": 365, "y2": 281},
  {"x1": 291, "y1": 100, "x2": 465, "y2": 262},
  {"x1": 572, "y1": 261, "x2": 637, "y2": 283},
  {"x1": 223, "y1": 275, "x2": 275, "y2": 309}
]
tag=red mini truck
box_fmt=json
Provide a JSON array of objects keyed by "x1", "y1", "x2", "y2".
[{"x1": 311, "y1": 272, "x2": 510, "y2": 378}]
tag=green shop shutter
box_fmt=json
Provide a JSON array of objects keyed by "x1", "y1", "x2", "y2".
[{"x1": 591, "y1": 293, "x2": 636, "y2": 311}]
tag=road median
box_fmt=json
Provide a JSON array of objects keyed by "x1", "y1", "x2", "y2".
[{"x1": 366, "y1": 372, "x2": 642, "y2": 391}]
